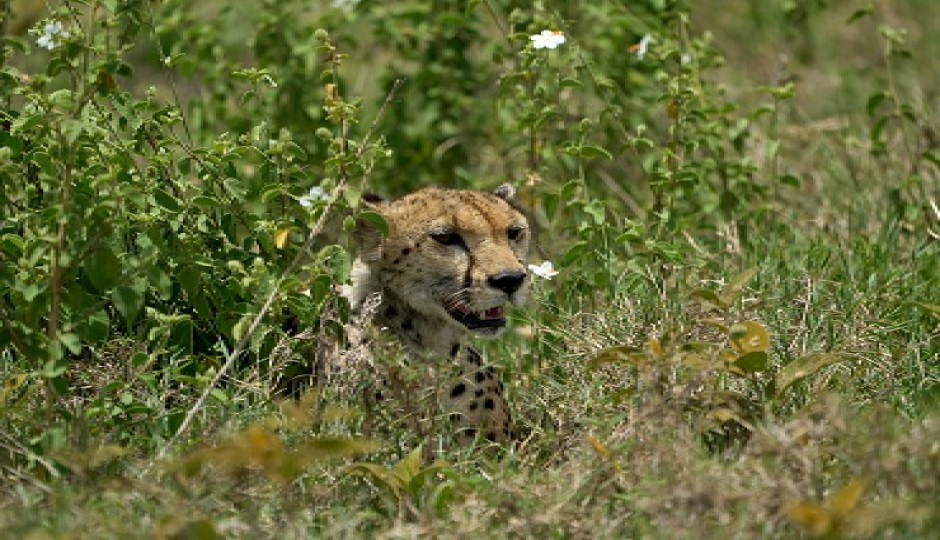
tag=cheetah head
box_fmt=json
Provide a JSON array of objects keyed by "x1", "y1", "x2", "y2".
[{"x1": 352, "y1": 184, "x2": 529, "y2": 337}]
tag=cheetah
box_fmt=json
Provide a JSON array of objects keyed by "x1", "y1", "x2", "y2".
[{"x1": 344, "y1": 184, "x2": 529, "y2": 445}]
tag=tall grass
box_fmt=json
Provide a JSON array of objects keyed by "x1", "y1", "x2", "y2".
[{"x1": 1, "y1": 1, "x2": 937, "y2": 538}]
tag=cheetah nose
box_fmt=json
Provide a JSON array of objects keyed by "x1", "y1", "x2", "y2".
[{"x1": 488, "y1": 271, "x2": 527, "y2": 295}]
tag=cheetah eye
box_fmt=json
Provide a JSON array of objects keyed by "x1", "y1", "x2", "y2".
[
  {"x1": 431, "y1": 232, "x2": 465, "y2": 247},
  {"x1": 508, "y1": 226, "x2": 526, "y2": 241}
]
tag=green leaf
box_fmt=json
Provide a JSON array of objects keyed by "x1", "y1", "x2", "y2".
[
  {"x1": 358, "y1": 211, "x2": 389, "y2": 236},
  {"x1": 560, "y1": 77, "x2": 583, "y2": 88},
  {"x1": 348, "y1": 463, "x2": 405, "y2": 496},
  {"x1": 319, "y1": 245, "x2": 351, "y2": 283},
  {"x1": 153, "y1": 188, "x2": 182, "y2": 213},
  {"x1": 146, "y1": 265, "x2": 173, "y2": 300},
  {"x1": 394, "y1": 446, "x2": 423, "y2": 486},
  {"x1": 911, "y1": 302, "x2": 940, "y2": 321},
  {"x1": 560, "y1": 241, "x2": 588, "y2": 266},
  {"x1": 78, "y1": 310, "x2": 111, "y2": 344},
  {"x1": 10, "y1": 113, "x2": 44, "y2": 133},
  {"x1": 192, "y1": 195, "x2": 222, "y2": 208},
  {"x1": 232, "y1": 313, "x2": 255, "y2": 343},
  {"x1": 871, "y1": 116, "x2": 890, "y2": 142},
  {"x1": 61, "y1": 119, "x2": 87, "y2": 146},
  {"x1": 690, "y1": 288, "x2": 723, "y2": 311},
  {"x1": 720, "y1": 267, "x2": 758, "y2": 306},
  {"x1": 20, "y1": 283, "x2": 44, "y2": 303},
  {"x1": 85, "y1": 245, "x2": 121, "y2": 293},
  {"x1": 733, "y1": 351, "x2": 768, "y2": 374},
  {"x1": 178, "y1": 266, "x2": 210, "y2": 318},
  {"x1": 58, "y1": 333, "x2": 82, "y2": 356},
  {"x1": 559, "y1": 180, "x2": 579, "y2": 203},
  {"x1": 283, "y1": 141, "x2": 307, "y2": 160},
  {"x1": 775, "y1": 353, "x2": 854, "y2": 396},
  {"x1": 48, "y1": 89, "x2": 74, "y2": 108},
  {"x1": 576, "y1": 145, "x2": 613, "y2": 160},
  {"x1": 757, "y1": 82, "x2": 795, "y2": 101},
  {"x1": 779, "y1": 174, "x2": 800, "y2": 187},
  {"x1": 847, "y1": 6, "x2": 874, "y2": 24},
  {"x1": 43, "y1": 357, "x2": 69, "y2": 378},
  {"x1": 211, "y1": 388, "x2": 230, "y2": 404},
  {"x1": 343, "y1": 186, "x2": 361, "y2": 208},
  {"x1": 0, "y1": 233, "x2": 25, "y2": 258},
  {"x1": 112, "y1": 285, "x2": 144, "y2": 327},
  {"x1": 170, "y1": 520, "x2": 222, "y2": 540},
  {"x1": 588, "y1": 345, "x2": 650, "y2": 371},
  {"x1": 407, "y1": 461, "x2": 451, "y2": 495},
  {"x1": 866, "y1": 92, "x2": 887, "y2": 117}
]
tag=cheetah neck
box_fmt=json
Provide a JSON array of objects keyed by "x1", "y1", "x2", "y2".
[{"x1": 375, "y1": 293, "x2": 468, "y2": 358}]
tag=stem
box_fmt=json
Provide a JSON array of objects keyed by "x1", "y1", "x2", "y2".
[
  {"x1": 358, "y1": 78, "x2": 406, "y2": 193},
  {"x1": 0, "y1": 0, "x2": 10, "y2": 112},
  {"x1": 45, "y1": 130, "x2": 73, "y2": 418}
]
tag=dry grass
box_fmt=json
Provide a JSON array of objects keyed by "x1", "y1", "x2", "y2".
[{"x1": 2, "y1": 1, "x2": 938, "y2": 538}]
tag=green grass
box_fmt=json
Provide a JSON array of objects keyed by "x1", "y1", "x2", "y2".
[{"x1": 1, "y1": 1, "x2": 938, "y2": 538}]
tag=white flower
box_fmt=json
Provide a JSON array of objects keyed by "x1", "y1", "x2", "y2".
[
  {"x1": 530, "y1": 30, "x2": 565, "y2": 50},
  {"x1": 36, "y1": 21, "x2": 70, "y2": 50},
  {"x1": 331, "y1": 0, "x2": 360, "y2": 9},
  {"x1": 299, "y1": 185, "x2": 329, "y2": 208},
  {"x1": 630, "y1": 34, "x2": 651, "y2": 59},
  {"x1": 528, "y1": 261, "x2": 560, "y2": 279}
]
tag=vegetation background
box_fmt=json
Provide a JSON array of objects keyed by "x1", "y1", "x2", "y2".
[{"x1": 1, "y1": 0, "x2": 937, "y2": 538}]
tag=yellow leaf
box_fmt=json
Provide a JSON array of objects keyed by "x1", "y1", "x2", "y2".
[
  {"x1": 648, "y1": 336, "x2": 663, "y2": 357},
  {"x1": 585, "y1": 434, "x2": 621, "y2": 472},
  {"x1": 1, "y1": 373, "x2": 29, "y2": 403},
  {"x1": 586, "y1": 434, "x2": 611, "y2": 459},
  {"x1": 587, "y1": 346, "x2": 650, "y2": 371},
  {"x1": 393, "y1": 446, "x2": 423, "y2": 484},
  {"x1": 775, "y1": 353, "x2": 854, "y2": 396},
  {"x1": 678, "y1": 352, "x2": 712, "y2": 369},
  {"x1": 788, "y1": 502, "x2": 833, "y2": 536},
  {"x1": 702, "y1": 318, "x2": 730, "y2": 332},
  {"x1": 720, "y1": 267, "x2": 759, "y2": 306},
  {"x1": 729, "y1": 321, "x2": 770, "y2": 353},
  {"x1": 828, "y1": 478, "x2": 868, "y2": 519},
  {"x1": 708, "y1": 407, "x2": 739, "y2": 423},
  {"x1": 244, "y1": 425, "x2": 283, "y2": 469},
  {"x1": 664, "y1": 100, "x2": 679, "y2": 119},
  {"x1": 274, "y1": 228, "x2": 292, "y2": 249}
]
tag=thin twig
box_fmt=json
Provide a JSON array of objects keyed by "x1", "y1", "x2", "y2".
[
  {"x1": 480, "y1": 0, "x2": 514, "y2": 47},
  {"x1": 359, "y1": 78, "x2": 405, "y2": 160},
  {"x1": 357, "y1": 78, "x2": 405, "y2": 193}
]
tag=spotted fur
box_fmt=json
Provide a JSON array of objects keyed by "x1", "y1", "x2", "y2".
[{"x1": 345, "y1": 184, "x2": 528, "y2": 444}]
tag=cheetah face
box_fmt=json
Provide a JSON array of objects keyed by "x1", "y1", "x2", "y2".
[{"x1": 357, "y1": 185, "x2": 530, "y2": 337}]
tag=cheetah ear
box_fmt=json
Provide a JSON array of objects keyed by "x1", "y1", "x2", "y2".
[
  {"x1": 355, "y1": 193, "x2": 388, "y2": 262},
  {"x1": 494, "y1": 183, "x2": 516, "y2": 201},
  {"x1": 362, "y1": 192, "x2": 385, "y2": 205}
]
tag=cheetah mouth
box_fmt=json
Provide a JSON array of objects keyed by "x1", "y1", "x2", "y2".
[{"x1": 447, "y1": 305, "x2": 507, "y2": 330}]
